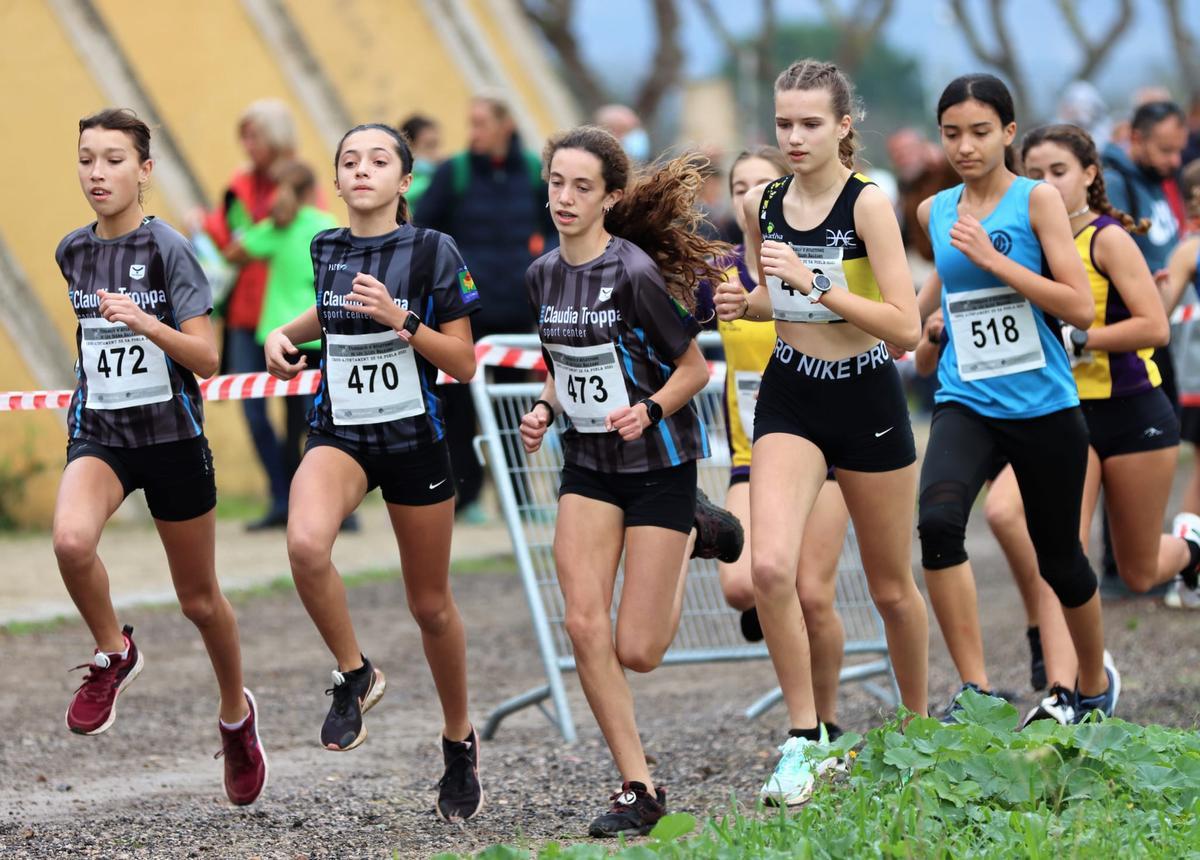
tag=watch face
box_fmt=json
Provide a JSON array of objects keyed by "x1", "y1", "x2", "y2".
[
  {"x1": 813, "y1": 274, "x2": 832, "y2": 291},
  {"x1": 1070, "y1": 329, "x2": 1088, "y2": 346},
  {"x1": 404, "y1": 313, "x2": 421, "y2": 335}
]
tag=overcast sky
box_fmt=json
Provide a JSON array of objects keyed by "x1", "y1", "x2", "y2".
[{"x1": 573, "y1": 0, "x2": 1199, "y2": 119}]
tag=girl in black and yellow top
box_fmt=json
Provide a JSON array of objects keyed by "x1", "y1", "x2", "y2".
[
  {"x1": 989, "y1": 124, "x2": 1189, "y2": 724},
  {"x1": 709, "y1": 146, "x2": 850, "y2": 736},
  {"x1": 520, "y1": 127, "x2": 737, "y2": 837},
  {"x1": 715, "y1": 60, "x2": 928, "y2": 806},
  {"x1": 265, "y1": 124, "x2": 483, "y2": 822}
]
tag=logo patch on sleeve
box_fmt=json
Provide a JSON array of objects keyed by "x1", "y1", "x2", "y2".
[{"x1": 457, "y1": 267, "x2": 479, "y2": 303}]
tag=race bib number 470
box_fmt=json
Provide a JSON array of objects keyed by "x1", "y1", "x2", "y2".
[
  {"x1": 325, "y1": 330, "x2": 425, "y2": 425},
  {"x1": 80, "y1": 317, "x2": 172, "y2": 410},
  {"x1": 546, "y1": 342, "x2": 631, "y2": 433},
  {"x1": 947, "y1": 286, "x2": 1046, "y2": 381}
]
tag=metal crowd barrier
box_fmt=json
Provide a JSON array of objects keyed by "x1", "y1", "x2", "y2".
[{"x1": 470, "y1": 334, "x2": 898, "y2": 742}]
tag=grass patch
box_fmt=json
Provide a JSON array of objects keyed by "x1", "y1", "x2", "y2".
[
  {"x1": 439, "y1": 692, "x2": 1200, "y2": 858},
  {"x1": 0, "y1": 614, "x2": 74, "y2": 637}
]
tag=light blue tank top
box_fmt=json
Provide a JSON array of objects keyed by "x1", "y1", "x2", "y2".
[{"x1": 930, "y1": 177, "x2": 1078, "y2": 419}]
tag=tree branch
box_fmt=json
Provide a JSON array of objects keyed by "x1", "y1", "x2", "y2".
[
  {"x1": 1055, "y1": 0, "x2": 1132, "y2": 82},
  {"x1": 692, "y1": 0, "x2": 740, "y2": 58},
  {"x1": 519, "y1": 0, "x2": 609, "y2": 115},
  {"x1": 633, "y1": 0, "x2": 684, "y2": 131},
  {"x1": 948, "y1": 0, "x2": 1030, "y2": 119},
  {"x1": 1162, "y1": 0, "x2": 1200, "y2": 99}
]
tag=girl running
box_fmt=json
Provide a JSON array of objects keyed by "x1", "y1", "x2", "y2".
[
  {"x1": 519, "y1": 126, "x2": 730, "y2": 837},
  {"x1": 714, "y1": 59, "x2": 930, "y2": 807},
  {"x1": 264, "y1": 124, "x2": 482, "y2": 821},
  {"x1": 915, "y1": 75, "x2": 1117, "y2": 723},
  {"x1": 55, "y1": 109, "x2": 266, "y2": 805},
  {"x1": 709, "y1": 146, "x2": 851, "y2": 737}
]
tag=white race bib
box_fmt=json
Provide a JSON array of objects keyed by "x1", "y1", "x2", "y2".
[
  {"x1": 80, "y1": 317, "x2": 172, "y2": 410},
  {"x1": 546, "y1": 342, "x2": 631, "y2": 433},
  {"x1": 325, "y1": 330, "x2": 425, "y2": 426},
  {"x1": 767, "y1": 245, "x2": 846, "y2": 323},
  {"x1": 734, "y1": 371, "x2": 761, "y2": 438},
  {"x1": 947, "y1": 286, "x2": 1046, "y2": 381}
]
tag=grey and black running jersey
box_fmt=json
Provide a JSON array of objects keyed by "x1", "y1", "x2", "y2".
[
  {"x1": 309, "y1": 224, "x2": 479, "y2": 454},
  {"x1": 527, "y1": 236, "x2": 709, "y2": 473},
  {"x1": 56, "y1": 217, "x2": 212, "y2": 448}
]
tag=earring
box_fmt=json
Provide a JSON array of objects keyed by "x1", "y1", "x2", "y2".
[
  {"x1": 603, "y1": 205, "x2": 612, "y2": 213},
  {"x1": 545, "y1": 201, "x2": 550, "y2": 209}
]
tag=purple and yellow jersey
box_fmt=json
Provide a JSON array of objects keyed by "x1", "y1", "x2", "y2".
[
  {"x1": 1073, "y1": 215, "x2": 1161, "y2": 399},
  {"x1": 717, "y1": 250, "x2": 776, "y2": 471}
]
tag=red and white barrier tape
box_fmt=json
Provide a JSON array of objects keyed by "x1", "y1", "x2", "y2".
[{"x1": 1, "y1": 343, "x2": 726, "y2": 411}]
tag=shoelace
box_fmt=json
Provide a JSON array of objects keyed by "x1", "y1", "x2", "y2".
[
  {"x1": 324, "y1": 670, "x2": 355, "y2": 718},
  {"x1": 1046, "y1": 684, "x2": 1073, "y2": 707},
  {"x1": 213, "y1": 721, "x2": 256, "y2": 765},
  {"x1": 69, "y1": 653, "x2": 117, "y2": 702},
  {"x1": 775, "y1": 737, "x2": 818, "y2": 779},
  {"x1": 438, "y1": 742, "x2": 475, "y2": 793},
  {"x1": 606, "y1": 786, "x2": 640, "y2": 813}
]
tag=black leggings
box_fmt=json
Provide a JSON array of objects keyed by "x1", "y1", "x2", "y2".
[{"x1": 917, "y1": 401, "x2": 1097, "y2": 608}]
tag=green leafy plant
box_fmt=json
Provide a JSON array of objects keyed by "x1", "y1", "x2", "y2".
[{"x1": 0, "y1": 433, "x2": 48, "y2": 530}]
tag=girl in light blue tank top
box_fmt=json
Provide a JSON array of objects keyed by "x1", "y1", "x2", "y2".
[
  {"x1": 916, "y1": 74, "x2": 1117, "y2": 727},
  {"x1": 929, "y1": 177, "x2": 1079, "y2": 418}
]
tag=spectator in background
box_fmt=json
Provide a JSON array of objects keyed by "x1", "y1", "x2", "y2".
[
  {"x1": 887, "y1": 128, "x2": 957, "y2": 262},
  {"x1": 222, "y1": 161, "x2": 337, "y2": 527},
  {"x1": 416, "y1": 93, "x2": 554, "y2": 521},
  {"x1": 400, "y1": 114, "x2": 442, "y2": 213},
  {"x1": 1056, "y1": 81, "x2": 1113, "y2": 152},
  {"x1": 202, "y1": 99, "x2": 299, "y2": 530},
  {"x1": 693, "y1": 147, "x2": 734, "y2": 241},
  {"x1": 1184, "y1": 94, "x2": 1200, "y2": 170},
  {"x1": 594, "y1": 103, "x2": 651, "y2": 164}
]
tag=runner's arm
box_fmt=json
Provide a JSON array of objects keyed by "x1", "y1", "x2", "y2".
[
  {"x1": 96, "y1": 290, "x2": 219, "y2": 378},
  {"x1": 915, "y1": 198, "x2": 943, "y2": 320},
  {"x1": 1161, "y1": 236, "x2": 1200, "y2": 315},
  {"x1": 716, "y1": 185, "x2": 773, "y2": 322},
  {"x1": 265, "y1": 306, "x2": 321, "y2": 379},
  {"x1": 1084, "y1": 226, "x2": 1170, "y2": 353},
  {"x1": 409, "y1": 316, "x2": 476, "y2": 382}
]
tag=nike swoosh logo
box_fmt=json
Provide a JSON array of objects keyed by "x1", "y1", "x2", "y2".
[
  {"x1": 874, "y1": 427, "x2": 893, "y2": 438},
  {"x1": 429, "y1": 479, "x2": 447, "y2": 490}
]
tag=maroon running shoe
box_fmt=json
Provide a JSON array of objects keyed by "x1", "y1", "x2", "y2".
[
  {"x1": 216, "y1": 688, "x2": 269, "y2": 806},
  {"x1": 66, "y1": 624, "x2": 144, "y2": 735}
]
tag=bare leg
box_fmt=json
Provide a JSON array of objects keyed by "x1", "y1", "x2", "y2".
[
  {"x1": 1102, "y1": 447, "x2": 1182, "y2": 592},
  {"x1": 983, "y1": 466, "x2": 1041, "y2": 626},
  {"x1": 797, "y1": 481, "x2": 849, "y2": 725},
  {"x1": 554, "y1": 495, "x2": 644, "y2": 786},
  {"x1": 286, "y1": 447, "x2": 369, "y2": 670},
  {"x1": 52, "y1": 457, "x2": 127, "y2": 653},
  {"x1": 1183, "y1": 443, "x2": 1200, "y2": 516},
  {"x1": 717, "y1": 482, "x2": 755, "y2": 611},
  {"x1": 389, "y1": 498, "x2": 471, "y2": 741},
  {"x1": 837, "y1": 464, "x2": 929, "y2": 715},
  {"x1": 1037, "y1": 578, "x2": 1077, "y2": 688},
  {"x1": 749, "y1": 434, "x2": 827, "y2": 729},
  {"x1": 157, "y1": 511, "x2": 247, "y2": 723}
]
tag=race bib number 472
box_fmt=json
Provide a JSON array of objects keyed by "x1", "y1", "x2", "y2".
[{"x1": 80, "y1": 317, "x2": 172, "y2": 410}]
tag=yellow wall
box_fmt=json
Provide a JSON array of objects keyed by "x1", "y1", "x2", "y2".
[{"x1": 283, "y1": 0, "x2": 474, "y2": 150}]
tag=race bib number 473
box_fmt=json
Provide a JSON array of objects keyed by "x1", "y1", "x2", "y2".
[
  {"x1": 947, "y1": 286, "x2": 1046, "y2": 381},
  {"x1": 546, "y1": 342, "x2": 631, "y2": 433}
]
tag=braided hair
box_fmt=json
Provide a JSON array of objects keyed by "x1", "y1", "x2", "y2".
[{"x1": 1020, "y1": 123, "x2": 1149, "y2": 234}]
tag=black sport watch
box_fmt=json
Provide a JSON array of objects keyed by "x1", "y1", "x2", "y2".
[
  {"x1": 1069, "y1": 327, "x2": 1088, "y2": 356},
  {"x1": 402, "y1": 310, "x2": 422, "y2": 337},
  {"x1": 639, "y1": 398, "x2": 663, "y2": 426}
]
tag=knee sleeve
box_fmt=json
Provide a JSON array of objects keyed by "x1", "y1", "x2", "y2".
[
  {"x1": 918, "y1": 481, "x2": 971, "y2": 570},
  {"x1": 1036, "y1": 546, "x2": 1097, "y2": 608}
]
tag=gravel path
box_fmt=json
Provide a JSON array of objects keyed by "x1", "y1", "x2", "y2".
[{"x1": 3, "y1": 512, "x2": 1200, "y2": 859}]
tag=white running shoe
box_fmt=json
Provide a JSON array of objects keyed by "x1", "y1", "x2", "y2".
[
  {"x1": 760, "y1": 726, "x2": 836, "y2": 807},
  {"x1": 1166, "y1": 514, "x2": 1200, "y2": 610},
  {"x1": 1021, "y1": 684, "x2": 1076, "y2": 728}
]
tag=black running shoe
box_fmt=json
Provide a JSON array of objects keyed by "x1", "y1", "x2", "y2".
[
  {"x1": 740, "y1": 607, "x2": 764, "y2": 642},
  {"x1": 820, "y1": 721, "x2": 844, "y2": 742},
  {"x1": 1027, "y1": 626, "x2": 1046, "y2": 691},
  {"x1": 320, "y1": 657, "x2": 386, "y2": 751},
  {"x1": 692, "y1": 489, "x2": 744, "y2": 563},
  {"x1": 437, "y1": 727, "x2": 484, "y2": 822},
  {"x1": 588, "y1": 781, "x2": 667, "y2": 838},
  {"x1": 939, "y1": 682, "x2": 1002, "y2": 724},
  {"x1": 1020, "y1": 684, "x2": 1076, "y2": 728}
]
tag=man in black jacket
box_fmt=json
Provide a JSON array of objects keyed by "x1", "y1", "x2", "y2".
[{"x1": 416, "y1": 95, "x2": 555, "y2": 519}]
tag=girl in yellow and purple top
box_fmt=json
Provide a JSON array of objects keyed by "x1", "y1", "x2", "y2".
[{"x1": 703, "y1": 145, "x2": 850, "y2": 739}]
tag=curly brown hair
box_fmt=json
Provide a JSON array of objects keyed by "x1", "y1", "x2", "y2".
[
  {"x1": 542, "y1": 125, "x2": 730, "y2": 311},
  {"x1": 1020, "y1": 124, "x2": 1149, "y2": 234}
]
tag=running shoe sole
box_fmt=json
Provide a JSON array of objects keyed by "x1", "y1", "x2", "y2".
[
  {"x1": 434, "y1": 731, "x2": 485, "y2": 823},
  {"x1": 65, "y1": 648, "x2": 145, "y2": 736},
  {"x1": 325, "y1": 668, "x2": 386, "y2": 752},
  {"x1": 228, "y1": 687, "x2": 269, "y2": 806},
  {"x1": 760, "y1": 756, "x2": 839, "y2": 807}
]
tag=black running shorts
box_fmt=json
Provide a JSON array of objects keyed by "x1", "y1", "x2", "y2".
[
  {"x1": 1081, "y1": 387, "x2": 1180, "y2": 460},
  {"x1": 304, "y1": 433, "x2": 455, "y2": 506},
  {"x1": 559, "y1": 460, "x2": 697, "y2": 533},
  {"x1": 753, "y1": 340, "x2": 916, "y2": 472},
  {"x1": 66, "y1": 435, "x2": 216, "y2": 522}
]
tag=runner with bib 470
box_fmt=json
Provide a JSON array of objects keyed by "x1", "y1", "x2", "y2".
[
  {"x1": 714, "y1": 60, "x2": 930, "y2": 807},
  {"x1": 915, "y1": 75, "x2": 1118, "y2": 724},
  {"x1": 54, "y1": 109, "x2": 266, "y2": 805},
  {"x1": 264, "y1": 124, "x2": 483, "y2": 821},
  {"x1": 519, "y1": 126, "x2": 740, "y2": 838}
]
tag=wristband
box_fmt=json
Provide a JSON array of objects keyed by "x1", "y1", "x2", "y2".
[{"x1": 533, "y1": 399, "x2": 556, "y2": 421}]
